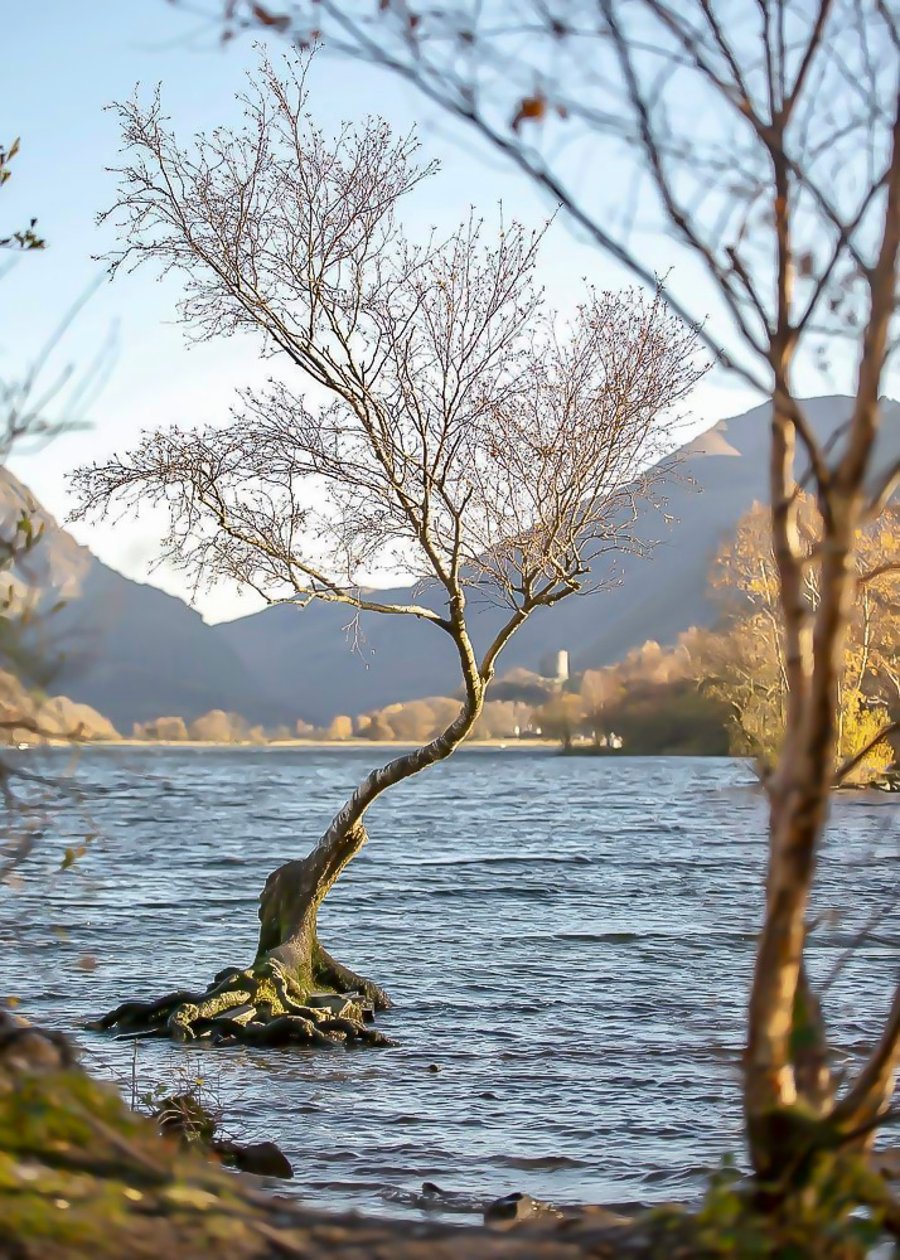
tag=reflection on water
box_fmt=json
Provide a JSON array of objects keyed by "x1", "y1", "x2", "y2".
[{"x1": 2, "y1": 748, "x2": 897, "y2": 1220}]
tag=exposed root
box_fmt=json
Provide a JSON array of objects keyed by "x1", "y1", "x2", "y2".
[
  {"x1": 205, "y1": 1014, "x2": 341, "y2": 1048},
  {"x1": 315, "y1": 943, "x2": 393, "y2": 1011},
  {"x1": 86, "y1": 988, "x2": 209, "y2": 1032},
  {"x1": 90, "y1": 835, "x2": 394, "y2": 1050},
  {"x1": 88, "y1": 957, "x2": 395, "y2": 1049}
]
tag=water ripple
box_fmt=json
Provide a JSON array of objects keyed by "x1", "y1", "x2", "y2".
[{"x1": 1, "y1": 747, "x2": 897, "y2": 1223}]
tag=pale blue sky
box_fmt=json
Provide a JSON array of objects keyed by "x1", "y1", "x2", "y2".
[{"x1": 2, "y1": 2, "x2": 775, "y2": 621}]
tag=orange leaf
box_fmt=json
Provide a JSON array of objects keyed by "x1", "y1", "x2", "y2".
[
  {"x1": 251, "y1": 4, "x2": 290, "y2": 30},
  {"x1": 512, "y1": 95, "x2": 547, "y2": 132}
]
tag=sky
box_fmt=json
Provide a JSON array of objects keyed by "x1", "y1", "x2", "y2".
[{"x1": 1, "y1": 2, "x2": 787, "y2": 622}]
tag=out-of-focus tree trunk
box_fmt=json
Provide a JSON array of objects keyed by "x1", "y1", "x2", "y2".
[{"x1": 745, "y1": 102, "x2": 900, "y2": 1175}]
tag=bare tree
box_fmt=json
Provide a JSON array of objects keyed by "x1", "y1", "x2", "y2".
[
  {"x1": 71, "y1": 52, "x2": 701, "y2": 1048},
  {"x1": 211, "y1": 0, "x2": 900, "y2": 1221}
]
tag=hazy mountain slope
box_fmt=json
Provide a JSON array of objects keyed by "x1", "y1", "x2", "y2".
[
  {"x1": 216, "y1": 396, "x2": 900, "y2": 723},
  {"x1": 0, "y1": 468, "x2": 291, "y2": 730},
  {"x1": 52, "y1": 562, "x2": 295, "y2": 729}
]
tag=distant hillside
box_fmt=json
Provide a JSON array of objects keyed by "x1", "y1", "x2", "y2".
[
  {"x1": 4, "y1": 395, "x2": 897, "y2": 728},
  {"x1": 0, "y1": 469, "x2": 293, "y2": 730},
  {"x1": 215, "y1": 395, "x2": 900, "y2": 723}
]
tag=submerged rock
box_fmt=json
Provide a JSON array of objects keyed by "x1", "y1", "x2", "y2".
[
  {"x1": 217, "y1": 1139, "x2": 294, "y2": 1179},
  {"x1": 383, "y1": 1182, "x2": 489, "y2": 1214},
  {"x1": 484, "y1": 1192, "x2": 564, "y2": 1230},
  {"x1": 484, "y1": 1191, "x2": 633, "y2": 1232},
  {"x1": 390, "y1": 1180, "x2": 636, "y2": 1229},
  {"x1": 152, "y1": 1091, "x2": 293, "y2": 1179}
]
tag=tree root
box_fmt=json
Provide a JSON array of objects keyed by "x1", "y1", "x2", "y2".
[
  {"x1": 315, "y1": 943, "x2": 392, "y2": 1011},
  {"x1": 88, "y1": 957, "x2": 396, "y2": 1049}
]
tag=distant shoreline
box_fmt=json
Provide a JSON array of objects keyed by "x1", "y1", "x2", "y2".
[{"x1": 35, "y1": 737, "x2": 561, "y2": 752}]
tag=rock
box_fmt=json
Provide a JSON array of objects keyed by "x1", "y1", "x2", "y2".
[
  {"x1": 216, "y1": 1139, "x2": 293, "y2": 1179},
  {"x1": 398, "y1": 1181, "x2": 634, "y2": 1229},
  {"x1": 337, "y1": 1000, "x2": 367, "y2": 1023},
  {"x1": 307, "y1": 991, "x2": 375, "y2": 1022},
  {"x1": 484, "y1": 1192, "x2": 564, "y2": 1230},
  {"x1": 152, "y1": 1090, "x2": 292, "y2": 1179},
  {"x1": 307, "y1": 992, "x2": 353, "y2": 1012},
  {"x1": 212, "y1": 1003, "x2": 258, "y2": 1025},
  {"x1": 0, "y1": 1020, "x2": 76, "y2": 1076}
]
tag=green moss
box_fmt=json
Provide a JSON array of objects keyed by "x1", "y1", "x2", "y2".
[
  {"x1": 652, "y1": 1151, "x2": 893, "y2": 1259},
  {"x1": 0, "y1": 1063, "x2": 271, "y2": 1257}
]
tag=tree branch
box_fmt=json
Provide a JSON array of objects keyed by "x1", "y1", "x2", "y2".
[{"x1": 833, "y1": 721, "x2": 900, "y2": 786}]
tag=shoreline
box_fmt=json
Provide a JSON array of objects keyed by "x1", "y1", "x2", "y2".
[{"x1": 34, "y1": 737, "x2": 562, "y2": 751}]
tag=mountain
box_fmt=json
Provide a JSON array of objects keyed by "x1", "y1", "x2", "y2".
[
  {"x1": 215, "y1": 395, "x2": 900, "y2": 723},
  {"x1": 52, "y1": 562, "x2": 297, "y2": 729},
  {"x1": 5, "y1": 395, "x2": 898, "y2": 728},
  {"x1": 0, "y1": 469, "x2": 293, "y2": 730}
]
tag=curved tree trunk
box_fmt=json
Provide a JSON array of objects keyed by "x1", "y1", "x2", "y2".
[{"x1": 94, "y1": 685, "x2": 484, "y2": 1048}]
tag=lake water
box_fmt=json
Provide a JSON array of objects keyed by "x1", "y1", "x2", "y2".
[{"x1": 1, "y1": 749, "x2": 897, "y2": 1221}]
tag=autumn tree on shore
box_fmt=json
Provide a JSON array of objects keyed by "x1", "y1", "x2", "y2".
[
  {"x1": 72, "y1": 53, "x2": 702, "y2": 1048},
  {"x1": 215, "y1": 1, "x2": 900, "y2": 1242},
  {"x1": 697, "y1": 499, "x2": 899, "y2": 782},
  {"x1": 532, "y1": 692, "x2": 585, "y2": 750}
]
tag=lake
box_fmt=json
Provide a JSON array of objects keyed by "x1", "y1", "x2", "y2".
[{"x1": 1, "y1": 748, "x2": 897, "y2": 1221}]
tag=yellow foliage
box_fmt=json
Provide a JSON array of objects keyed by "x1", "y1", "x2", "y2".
[
  {"x1": 695, "y1": 498, "x2": 899, "y2": 784},
  {"x1": 837, "y1": 690, "x2": 893, "y2": 786}
]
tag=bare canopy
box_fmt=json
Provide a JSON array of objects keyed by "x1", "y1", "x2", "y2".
[{"x1": 72, "y1": 52, "x2": 703, "y2": 1047}]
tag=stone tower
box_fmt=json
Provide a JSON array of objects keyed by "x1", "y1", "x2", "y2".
[{"x1": 552, "y1": 649, "x2": 570, "y2": 683}]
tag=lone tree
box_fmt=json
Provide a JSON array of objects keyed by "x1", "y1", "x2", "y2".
[{"x1": 72, "y1": 54, "x2": 702, "y2": 1048}]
